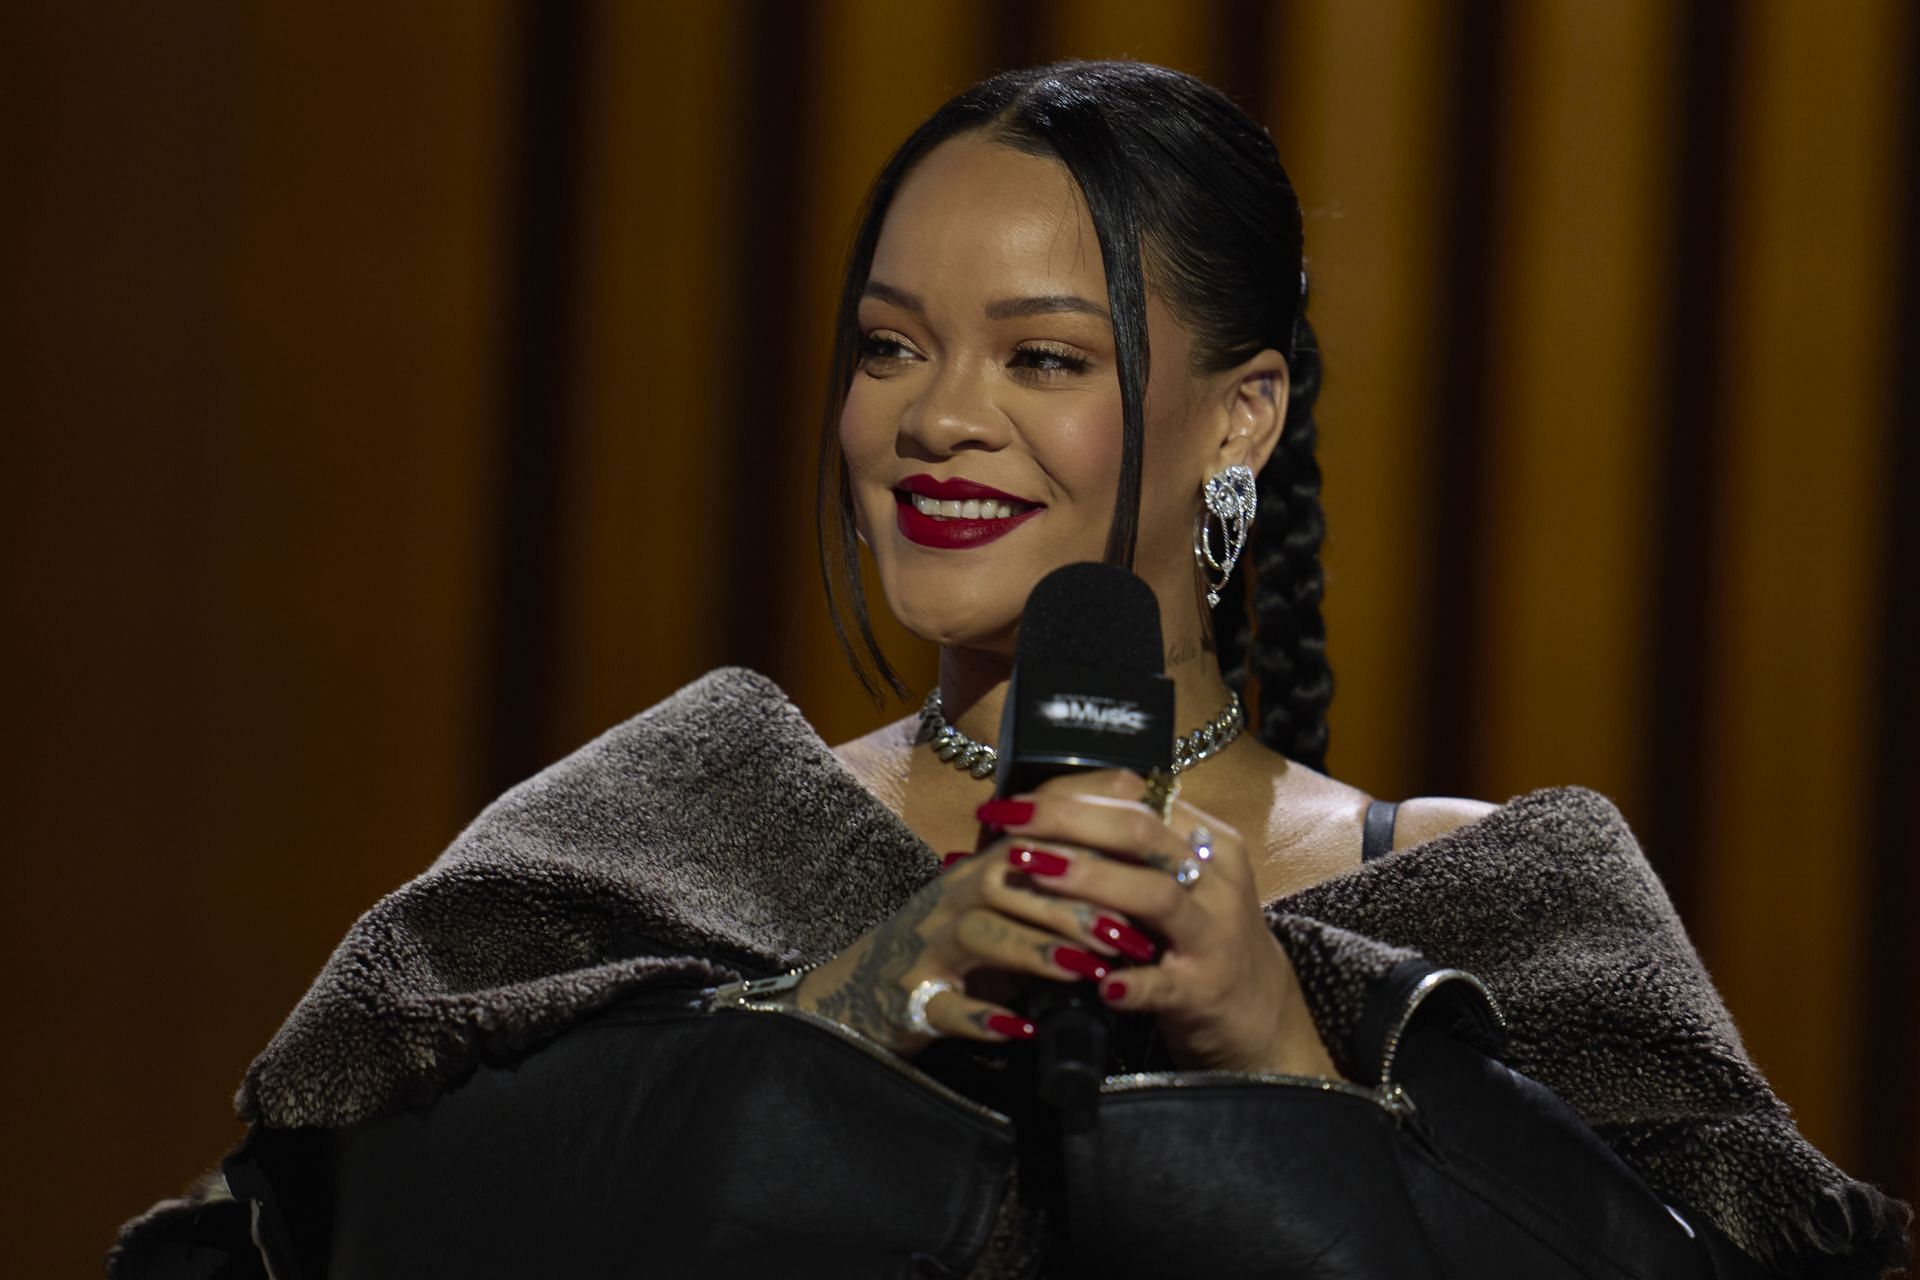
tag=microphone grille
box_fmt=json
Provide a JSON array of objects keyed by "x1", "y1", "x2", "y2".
[{"x1": 1015, "y1": 562, "x2": 1164, "y2": 675}]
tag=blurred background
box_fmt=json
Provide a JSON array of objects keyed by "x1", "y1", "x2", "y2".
[{"x1": 4, "y1": 1, "x2": 1915, "y2": 1272}]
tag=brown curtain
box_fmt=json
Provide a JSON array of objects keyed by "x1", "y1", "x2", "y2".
[{"x1": 3, "y1": 3, "x2": 1914, "y2": 1272}]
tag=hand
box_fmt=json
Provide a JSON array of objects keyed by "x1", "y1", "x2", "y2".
[
  {"x1": 792, "y1": 802, "x2": 1164, "y2": 1057},
  {"x1": 974, "y1": 769, "x2": 1341, "y2": 1077}
]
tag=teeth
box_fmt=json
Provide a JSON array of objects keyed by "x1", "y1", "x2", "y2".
[{"x1": 911, "y1": 493, "x2": 1025, "y2": 520}]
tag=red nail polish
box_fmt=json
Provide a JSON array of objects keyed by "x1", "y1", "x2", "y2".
[
  {"x1": 1100, "y1": 979, "x2": 1128, "y2": 1002},
  {"x1": 940, "y1": 850, "x2": 971, "y2": 868},
  {"x1": 976, "y1": 798, "x2": 1035, "y2": 828},
  {"x1": 1094, "y1": 916, "x2": 1156, "y2": 962},
  {"x1": 1008, "y1": 846, "x2": 1071, "y2": 876},
  {"x1": 986, "y1": 1013, "x2": 1037, "y2": 1041},
  {"x1": 1053, "y1": 947, "x2": 1112, "y2": 982}
]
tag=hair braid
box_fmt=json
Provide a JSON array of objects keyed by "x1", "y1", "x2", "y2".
[{"x1": 1244, "y1": 314, "x2": 1331, "y2": 770}]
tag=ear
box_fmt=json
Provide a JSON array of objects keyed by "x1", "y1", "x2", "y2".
[{"x1": 1212, "y1": 348, "x2": 1290, "y2": 477}]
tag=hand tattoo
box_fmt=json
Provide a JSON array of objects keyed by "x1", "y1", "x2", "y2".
[{"x1": 812, "y1": 881, "x2": 941, "y2": 1049}]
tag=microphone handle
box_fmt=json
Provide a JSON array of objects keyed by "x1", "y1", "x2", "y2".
[{"x1": 1025, "y1": 978, "x2": 1107, "y2": 1117}]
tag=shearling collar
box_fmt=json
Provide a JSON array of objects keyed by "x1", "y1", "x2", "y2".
[{"x1": 233, "y1": 667, "x2": 1907, "y2": 1277}]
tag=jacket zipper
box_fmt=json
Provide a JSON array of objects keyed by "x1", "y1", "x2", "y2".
[
  {"x1": 1100, "y1": 1068, "x2": 1407, "y2": 1115},
  {"x1": 1101, "y1": 968, "x2": 1505, "y2": 1128},
  {"x1": 711, "y1": 966, "x2": 1503, "y2": 1131},
  {"x1": 714, "y1": 999, "x2": 1013, "y2": 1129},
  {"x1": 1376, "y1": 967, "x2": 1506, "y2": 1087}
]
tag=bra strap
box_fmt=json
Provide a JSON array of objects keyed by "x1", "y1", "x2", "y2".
[{"x1": 1362, "y1": 799, "x2": 1400, "y2": 864}]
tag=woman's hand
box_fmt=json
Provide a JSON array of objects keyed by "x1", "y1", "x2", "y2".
[
  {"x1": 974, "y1": 770, "x2": 1340, "y2": 1077},
  {"x1": 792, "y1": 794, "x2": 1160, "y2": 1055},
  {"x1": 795, "y1": 768, "x2": 1339, "y2": 1078}
]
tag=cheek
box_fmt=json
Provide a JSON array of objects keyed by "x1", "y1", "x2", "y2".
[
  {"x1": 1133, "y1": 404, "x2": 1205, "y2": 555},
  {"x1": 1036, "y1": 397, "x2": 1127, "y2": 493},
  {"x1": 838, "y1": 385, "x2": 894, "y2": 523},
  {"x1": 838, "y1": 382, "x2": 881, "y2": 471}
]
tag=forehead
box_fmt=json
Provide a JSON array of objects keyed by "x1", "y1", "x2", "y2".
[{"x1": 869, "y1": 134, "x2": 1107, "y2": 305}]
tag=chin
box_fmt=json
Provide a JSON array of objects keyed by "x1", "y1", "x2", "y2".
[{"x1": 878, "y1": 568, "x2": 1021, "y2": 652}]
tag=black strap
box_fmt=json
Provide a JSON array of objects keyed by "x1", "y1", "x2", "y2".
[{"x1": 1362, "y1": 800, "x2": 1400, "y2": 864}]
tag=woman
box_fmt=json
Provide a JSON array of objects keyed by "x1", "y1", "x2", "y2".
[{"x1": 115, "y1": 60, "x2": 1907, "y2": 1279}]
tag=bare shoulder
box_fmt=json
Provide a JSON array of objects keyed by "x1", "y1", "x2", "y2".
[
  {"x1": 829, "y1": 716, "x2": 912, "y2": 767},
  {"x1": 829, "y1": 715, "x2": 918, "y2": 810},
  {"x1": 1391, "y1": 795, "x2": 1499, "y2": 851}
]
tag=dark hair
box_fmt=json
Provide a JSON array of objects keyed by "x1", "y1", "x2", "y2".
[{"x1": 815, "y1": 59, "x2": 1333, "y2": 770}]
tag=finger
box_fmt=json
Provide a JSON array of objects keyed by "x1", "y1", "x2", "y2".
[
  {"x1": 976, "y1": 856, "x2": 1151, "y2": 960},
  {"x1": 948, "y1": 905, "x2": 1120, "y2": 985},
  {"x1": 1092, "y1": 962, "x2": 1174, "y2": 1015},
  {"x1": 922, "y1": 985, "x2": 1036, "y2": 1043},
  {"x1": 986, "y1": 794, "x2": 1254, "y2": 916},
  {"x1": 1026, "y1": 767, "x2": 1148, "y2": 802},
  {"x1": 983, "y1": 794, "x2": 1190, "y2": 875},
  {"x1": 997, "y1": 839, "x2": 1204, "y2": 946},
  {"x1": 1164, "y1": 801, "x2": 1248, "y2": 874}
]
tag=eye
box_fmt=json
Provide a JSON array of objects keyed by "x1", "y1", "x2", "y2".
[
  {"x1": 856, "y1": 331, "x2": 917, "y2": 372},
  {"x1": 1010, "y1": 343, "x2": 1089, "y2": 378}
]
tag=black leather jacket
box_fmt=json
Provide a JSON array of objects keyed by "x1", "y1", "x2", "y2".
[{"x1": 204, "y1": 959, "x2": 1777, "y2": 1280}]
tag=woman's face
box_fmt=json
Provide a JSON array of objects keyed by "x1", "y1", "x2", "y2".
[{"x1": 840, "y1": 132, "x2": 1282, "y2": 658}]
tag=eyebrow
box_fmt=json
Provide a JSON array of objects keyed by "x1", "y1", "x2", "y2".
[{"x1": 862, "y1": 279, "x2": 1111, "y2": 323}]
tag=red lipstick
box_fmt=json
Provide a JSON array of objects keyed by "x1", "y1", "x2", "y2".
[{"x1": 893, "y1": 473, "x2": 1045, "y2": 550}]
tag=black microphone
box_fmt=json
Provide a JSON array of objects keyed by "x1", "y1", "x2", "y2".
[{"x1": 992, "y1": 562, "x2": 1174, "y2": 1115}]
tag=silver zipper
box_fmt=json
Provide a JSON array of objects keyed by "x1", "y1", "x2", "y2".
[
  {"x1": 709, "y1": 966, "x2": 1503, "y2": 1130},
  {"x1": 1100, "y1": 968, "x2": 1504, "y2": 1124},
  {"x1": 1376, "y1": 967, "x2": 1506, "y2": 1088},
  {"x1": 1100, "y1": 1068, "x2": 1418, "y2": 1121},
  {"x1": 714, "y1": 999, "x2": 1014, "y2": 1129}
]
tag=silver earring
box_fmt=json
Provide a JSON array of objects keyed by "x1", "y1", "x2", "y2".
[{"x1": 1195, "y1": 464, "x2": 1257, "y2": 608}]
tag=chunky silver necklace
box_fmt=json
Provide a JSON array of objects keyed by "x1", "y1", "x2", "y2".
[{"x1": 918, "y1": 687, "x2": 1245, "y2": 779}]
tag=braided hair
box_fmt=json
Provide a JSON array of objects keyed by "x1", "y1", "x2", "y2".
[
  {"x1": 1210, "y1": 308, "x2": 1331, "y2": 770},
  {"x1": 816, "y1": 60, "x2": 1335, "y2": 770}
]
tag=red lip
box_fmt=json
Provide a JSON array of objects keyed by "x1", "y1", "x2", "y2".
[
  {"x1": 895, "y1": 492, "x2": 1045, "y2": 549},
  {"x1": 896, "y1": 473, "x2": 1038, "y2": 504}
]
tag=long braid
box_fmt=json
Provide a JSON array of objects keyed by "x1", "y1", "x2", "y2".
[{"x1": 1245, "y1": 313, "x2": 1332, "y2": 770}]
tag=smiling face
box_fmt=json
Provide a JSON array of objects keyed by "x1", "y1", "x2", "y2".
[{"x1": 839, "y1": 131, "x2": 1287, "y2": 658}]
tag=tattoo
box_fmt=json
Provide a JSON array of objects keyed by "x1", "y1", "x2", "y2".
[
  {"x1": 1068, "y1": 901, "x2": 1096, "y2": 937},
  {"x1": 1165, "y1": 635, "x2": 1201, "y2": 668},
  {"x1": 812, "y1": 881, "x2": 941, "y2": 1050}
]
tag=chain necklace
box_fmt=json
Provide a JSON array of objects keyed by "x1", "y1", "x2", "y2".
[{"x1": 917, "y1": 687, "x2": 1245, "y2": 779}]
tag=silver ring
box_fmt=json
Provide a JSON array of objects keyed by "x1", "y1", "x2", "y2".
[
  {"x1": 1188, "y1": 825, "x2": 1214, "y2": 863},
  {"x1": 1175, "y1": 825, "x2": 1213, "y2": 887},
  {"x1": 904, "y1": 978, "x2": 955, "y2": 1037}
]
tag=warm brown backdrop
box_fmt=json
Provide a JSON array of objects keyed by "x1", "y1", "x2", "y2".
[{"x1": 4, "y1": 2, "x2": 1915, "y2": 1274}]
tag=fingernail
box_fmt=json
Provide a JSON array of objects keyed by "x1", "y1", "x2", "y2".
[
  {"x1": 986, "y1": 1013, "x2": 1037, "y2": 1041},
  {"x1": 1052, "y1": 947, "x2": 1112, "y2": 982},
  {"x1": 1100, "y1": 979, "x2": 1128, "y2": 1002},
  {"x1": 1008, "y1": 846, "x2": 1070, "y2": 876},
  {"x1": 976, "y1": 799, "x2": 1035, "y2": 828},
  {"x1": 940, "y1": 850, "x2": 971, "y2": 868},
  {"x1": 1093, "y1": 916, "x2": 1156, "y2": 962}
]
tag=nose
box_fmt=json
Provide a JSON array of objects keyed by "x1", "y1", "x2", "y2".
[{"x1": 897, "y1": 354, "x2": 1008, "y2": 456}]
